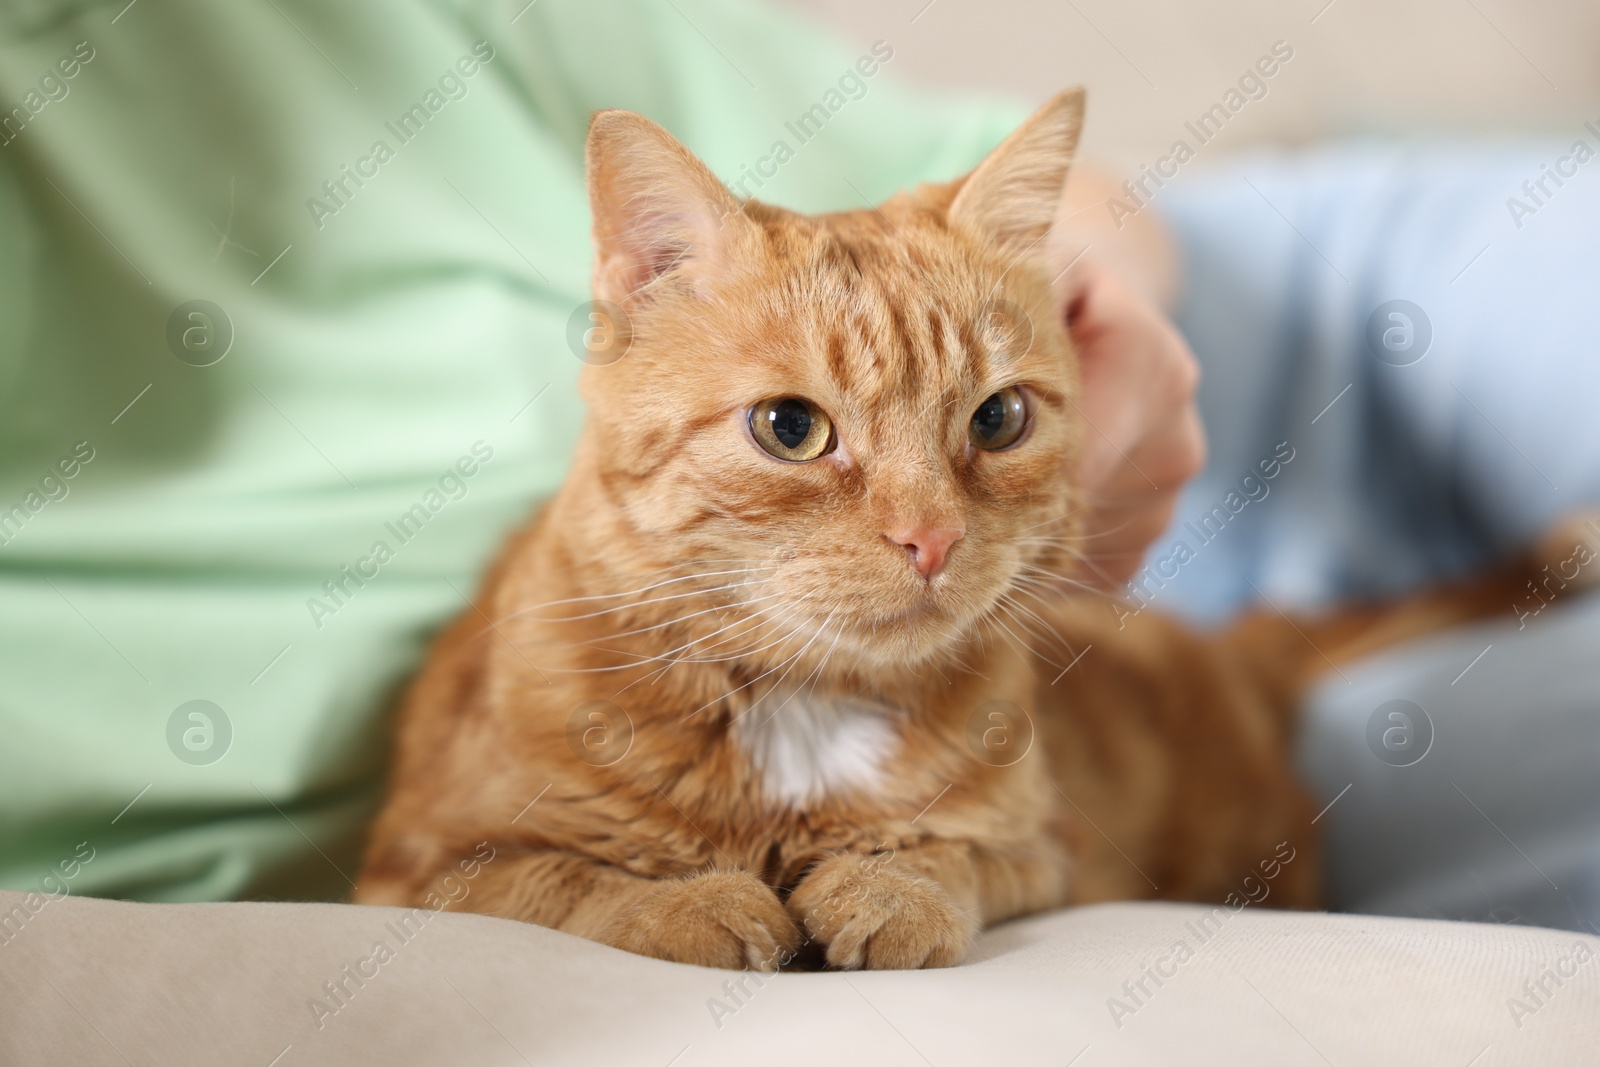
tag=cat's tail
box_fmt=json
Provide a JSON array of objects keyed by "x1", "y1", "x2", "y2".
[{"x1": 1220, "y1": 511, "x2": 1600, "y2": 731}]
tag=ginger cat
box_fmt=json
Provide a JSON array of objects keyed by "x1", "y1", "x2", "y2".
[{"x1": 355, "y1": 90, "x2": 1568, "y2": 970}]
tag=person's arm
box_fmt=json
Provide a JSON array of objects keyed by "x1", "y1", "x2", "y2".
[{"x1": 1049, "y1": 166, "x2": 1206, "y2": 589}]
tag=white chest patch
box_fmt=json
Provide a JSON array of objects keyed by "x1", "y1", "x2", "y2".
[{"x1": 731, "y1": 692, "x2": 900, "y2": 807}]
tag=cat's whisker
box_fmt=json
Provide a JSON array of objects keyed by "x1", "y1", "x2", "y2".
[
  {"x1": 1015, "y1": 541, "x2": 1107, "y2": 568},
  {"x1": 1020, "y1": 551, "x2": 1103, "y2": 580},
  {"x1": 730, "y1": 610, "x2": 841, "y2": 727},
  {"x1": 692, "y1": 601, "x2": 818, "y2": 658},
  {"x1": 495, "y1": 567, "x2": 773, "y2": 627},
  {"x1": 627, "y1": 605, "x2": 797, "y2": 688},
  {"x1": 801, "y1": 623, "x2": 845, "y2": 702},
  {"x1": 495, "y1": 559, "x2": 773, "y2": 615},
  {"x1": 1012, "y1": 563, "x2": 1101, "y2": 598},
  {"x1": 999, "y1": 585, "x2": 1065, "y2": 632},
  {"x1": 1001, "y1": 601, "x2": 1079, "y2": 670},
  {"x1": 649, "y1": 608, "x2": 772, "y2": 665},
  {"x1": 577, "y1": 588, "x2": 784, "y2": 646},
  {"x1": 1011, "y1": 581, "x2": 1099, "y2": 614},
  {"x1": 996, "y1": 590, "x2": 1061, "y2": 640},
  {"x1": 1016, "y1": 512, "x2": 1076, "y2": 536},
  {"x1": 606, "y1": 615, "x2": 781, "y2": 681},
  {"x1": 663, "y1": 622, "x2": 791, "y2": 668},
  {"x1": 988, "y1": 598, "x2": 1062, "y2": 663},
  {"x1": 642, "y1": 596, "x2": 819, "y2": 676},
  {"x1": 1015, "y1": 542, "x2": 1100, "y2": 570},
  {"x1": 685, "y1": 607, "x2": 832, "y2": 723},
  {"x1": 1002, "y1": 589, "x2": 1094, "y2": 672},
  {"x1": 748, "y1": 611, "x2": 845, "y2": 729},
  {"x1": 1015, "y1": 533, "x2": 1101, "y2": 547},
  {"x1": 468, "y1": 579, "x2": 774, "y2": 659},
  {"x1": 989, "y1": 606, "x2": 1068, "y2": 673},
  {"x1": 680, "y1": 625, "x2": 813, "y2": 719},
  {"x1": 579, "y1": 617, "x2": 790, "y2": 675},
  {"x1": 664, "y1": 614, "x2": 810, "y2": 668},
  {"x1": 531, "y1": 596, "x2": 791, "y2": 676}
]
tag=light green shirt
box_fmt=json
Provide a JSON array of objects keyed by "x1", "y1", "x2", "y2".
[{"x1": 0, "y1": 0, "x2": 1023, "y2": 901}]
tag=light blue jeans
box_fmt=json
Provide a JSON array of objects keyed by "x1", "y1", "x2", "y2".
[{"x1": 1153, "y1": 145, "x2": 1600, "y2": 933}]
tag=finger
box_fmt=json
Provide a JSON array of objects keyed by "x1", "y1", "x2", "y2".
[
  {"x1": 1118, "y1": 401, "x2": 1207, "y2": 491},
  {"x1": 1075, "y1": 496, "x2": 1183, "y2": 589}
]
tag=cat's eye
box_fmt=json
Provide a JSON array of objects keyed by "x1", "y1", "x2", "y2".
[
  {"x1": 969, "y1": 387, "x2": 1028, "y2": 450},
  {"x1": 749, "y1": 397, "x2": 835, "y2": 462}
]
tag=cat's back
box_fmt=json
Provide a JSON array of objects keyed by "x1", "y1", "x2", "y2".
[{"x1": 1030, "y1": 597, "x2": 1319, "y2": 906}]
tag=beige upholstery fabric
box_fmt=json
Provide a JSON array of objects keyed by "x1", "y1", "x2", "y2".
[{"x1": 1, "y1": 890, "x2": 1594, "y2": 1065}]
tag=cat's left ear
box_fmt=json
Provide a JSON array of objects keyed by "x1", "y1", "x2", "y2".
[
  {"x1": 586, "y1": 109, "x2": 747, "y2": 308},
  {"x1": 947, "y1": 88, "x2": 1085, "y2": 264}
]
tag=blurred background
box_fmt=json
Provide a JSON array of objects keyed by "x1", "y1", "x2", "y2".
[
  {"x1": 1, "y1": 0, "x2": 1595, "y2": 919},
  {"x1": 786, "y1": 0, "x2": 1598, "y2": 163}
]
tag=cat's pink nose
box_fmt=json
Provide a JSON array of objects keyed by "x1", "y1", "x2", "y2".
[{"x1": 887, "y1": 526, "x2": 964, "y2": 580}]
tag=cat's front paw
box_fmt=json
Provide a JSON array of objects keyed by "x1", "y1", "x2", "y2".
[
  {"x1": 598, "y1": 869, "x2": 800, "y2": 970},
  {"x1": 787, "y1": 853, "x2": 974, "y2": 969}
]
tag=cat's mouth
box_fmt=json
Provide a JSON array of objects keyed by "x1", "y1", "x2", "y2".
[
  {"x1": 741, "y1": 546, "x2": 1031, "y2": 667},
  {"x1": 823, "y1": 578, "x2": 1010, "y2": 663}
]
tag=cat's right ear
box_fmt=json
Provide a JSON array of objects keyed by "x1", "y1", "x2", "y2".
[
  {"x1": 947, "y1": 88, "x2": 1085, "y2": 264},
  {"x1": 586, "y1": 110, "x2": 746, "y2": 308}
]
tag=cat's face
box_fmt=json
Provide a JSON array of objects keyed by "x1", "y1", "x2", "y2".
[{"x1": 578, "y1": 92, "x2": 1087, "y2": 672}]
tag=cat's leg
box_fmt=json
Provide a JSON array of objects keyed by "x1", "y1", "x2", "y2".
[
  {"x1": 462, "y1": 850, "x2": 801, "y2": 970},
  {"x1": 786, "y1": 838, "x2": 1070, "y2": 969}
]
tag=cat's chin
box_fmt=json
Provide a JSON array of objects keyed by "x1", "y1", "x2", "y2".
[
  {"x1": 753, "y1": 557, "x2": 1040, "y2": 672},
  {"x1": 817, "y1": 600, "x2": 994, "y2": 672}
]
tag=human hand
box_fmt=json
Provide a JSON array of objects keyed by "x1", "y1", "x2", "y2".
[{"x1": 1059, "y1": 259, "x2": 1205, "y2": 590}]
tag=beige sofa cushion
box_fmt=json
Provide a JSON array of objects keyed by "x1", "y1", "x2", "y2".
[{"x1": 1, "y1": 890, "x2": 1594, "y2": 1065}]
